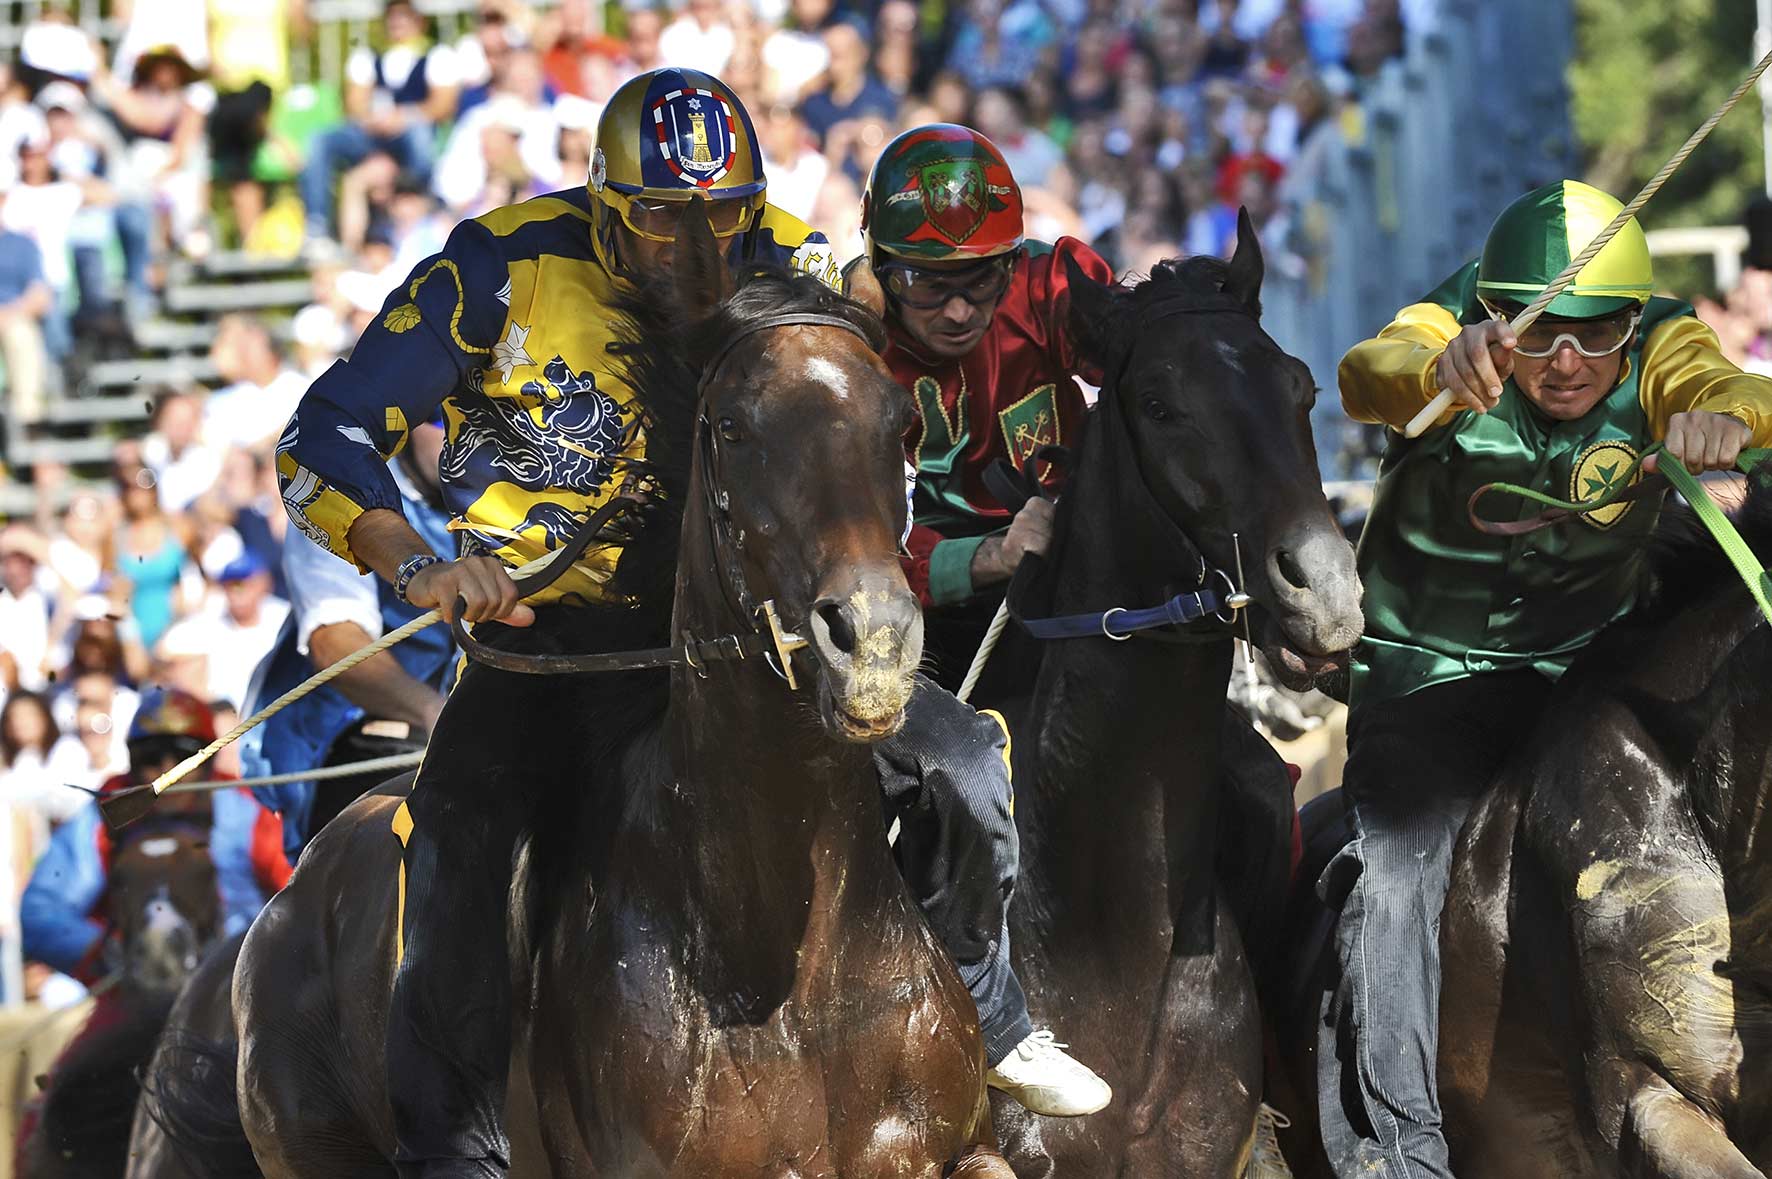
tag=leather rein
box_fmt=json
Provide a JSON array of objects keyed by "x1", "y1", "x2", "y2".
[{"x1": 451, "y1": 311, "x2": 877, "y2": 686}]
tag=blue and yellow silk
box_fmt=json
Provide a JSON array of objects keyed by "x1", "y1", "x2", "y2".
[{"x1": 277, "y1": 187, "x2": 841, "y2": 605}]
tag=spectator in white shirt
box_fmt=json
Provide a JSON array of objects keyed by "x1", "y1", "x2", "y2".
[
  {"x1": 203, "y1": 314, "x2": 307, "y2": 453},
  {"x1": 0, "y1": 527, "x2": 54, "y2": 695},
  {"x1": 141, "y1": 388, "x2": 224, "y2": 513},
  {"x1": 433, "y1": 49, "x2": 562, "y2": 216},
  {"x1": 0, "y1": 690, "x2": 92, "y2": 827},
  {"x1": 156, "y1": 552, "x2": 289, "y2": 711},
  {"x1": 660, "y1": 0, "x2": 736, "y2": 77}
]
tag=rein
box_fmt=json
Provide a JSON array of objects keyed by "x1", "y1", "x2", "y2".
[
  {"x1": 1469, "y1": 445, "x2": 1772, "y2": 624},
  {"x1": 451, "y1": 310, "x2": 878, "y2": 685}
]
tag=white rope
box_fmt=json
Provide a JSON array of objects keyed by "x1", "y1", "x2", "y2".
[
  {"x1": 956, "y1": 598, "x2": 1012, "y2": 704},
  {"x1": 158, "y1": 750, "x2": 428, "y2": 796},
  {"x1": 1403, "y1": 46, "x2": 1772, "y2": 439}
]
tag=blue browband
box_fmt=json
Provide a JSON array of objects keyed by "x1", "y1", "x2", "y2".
[{"x1": 1016, "y1": 577, "x2": 1246, "y2": 642}]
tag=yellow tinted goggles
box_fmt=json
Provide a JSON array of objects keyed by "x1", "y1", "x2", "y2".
[{"x1": 609, "y1": 191, "x2": 760, "y2": 242}]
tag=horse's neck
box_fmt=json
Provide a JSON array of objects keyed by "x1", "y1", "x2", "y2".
[
  {"x1": 1686, "y1": 618, "x2": 1772, "y2": 877},
  {"x1": 1023, "y1": 405, "x2": 1233, "y2": 868}
]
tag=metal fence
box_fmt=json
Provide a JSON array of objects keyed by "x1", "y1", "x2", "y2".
[{"x1": 1262, "y1": 0, "x2": 1577, "y2": 479}]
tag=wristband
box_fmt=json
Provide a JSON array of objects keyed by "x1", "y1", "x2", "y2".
[{"x1": 394, "y1": 553, "x2": 444, "y2": 604}]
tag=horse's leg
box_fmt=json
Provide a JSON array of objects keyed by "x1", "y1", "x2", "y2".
[
  {"x1": 1122, "y1": 897, "x2": 1262, "y2": 1177},
  {"x1": 1615, "y1": 1070, "x2": 1765, "y2": 1179}
]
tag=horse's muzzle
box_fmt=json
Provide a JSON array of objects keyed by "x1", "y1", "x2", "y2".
[
  {"x1": 806, "y1": 571, "x2": 923, "y2": 742},
  {"x1": 1262, "y1": 518, "x2": 1365, "y2": 663}
]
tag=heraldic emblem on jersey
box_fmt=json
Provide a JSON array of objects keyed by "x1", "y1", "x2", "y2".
[{"x1": 650, "y1": 88, "x2": 739, "y2": 188}]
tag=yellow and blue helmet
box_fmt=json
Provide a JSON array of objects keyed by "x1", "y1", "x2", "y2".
[{"x1": 588, "y1": 67, "x2": 766, "y2": 261}]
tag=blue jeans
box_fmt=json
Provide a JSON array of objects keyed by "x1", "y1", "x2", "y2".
[
  {"x1": 300, "y1": 120, "x2": 435, "y2": 236},
  {"x1": 1317, "y1": 671, "x2": 1552, "y2": 1178}
]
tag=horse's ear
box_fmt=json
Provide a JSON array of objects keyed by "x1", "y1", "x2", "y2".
[
  {"x1": 1225, "y1": 206, "x2": 1264, "y2": 313},
  {"x1": 673, "y1": 198, "x2": 734, "y2": 319},
  {"x1": 842, "y1": 256, "x2": 887, "y2": 321},
  {"x1": 1063, "y1": 251, "x2": 1117, "y2": 362}
]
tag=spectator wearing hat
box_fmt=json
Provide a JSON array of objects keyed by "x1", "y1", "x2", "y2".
[
  {"x1": 155, "y1": 552, "x2": 288, "y2": 711},
  {"x1": 300, "y1": 0, "x2": 461, "y2": 243}
]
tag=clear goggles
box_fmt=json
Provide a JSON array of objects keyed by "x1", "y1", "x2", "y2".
[
  {"x1": 878, "y1": 256, "x2": 1016, "y2": 310},
  {"x1": 1480, "y1": 297, "x2": 1640, "y2": 359},
  {"x1": 607, "y1": 190, "x2": 760, "y2": 243}
]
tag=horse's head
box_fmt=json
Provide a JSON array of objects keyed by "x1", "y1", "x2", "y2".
[
  {"x1": 659, "y1": 206, "x2": 923, "y2": 741},
  {"x1": 1067, "y1": 210, "x2": 1362, "y2": 683},
  {"x1": 104, "y1": 826, "x2": 220, "y2": 993}
]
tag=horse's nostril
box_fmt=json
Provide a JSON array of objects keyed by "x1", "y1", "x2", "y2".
[
  {"x1": 816, "y1": 602, "x2": 857, "y2": 656},
  {"x1": 1275, "y1": 548, "x2": 1311, "y2": 592}
]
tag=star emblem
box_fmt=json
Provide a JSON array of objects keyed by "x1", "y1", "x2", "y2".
[
  {"x1": 491, "y1": 321, "x2": 535, "y2": 382},
  {"x1": 688, "y1": 97, "x2": 702, "y2": 110},
  {"x1": 1583, "y1": 460, "x2": 1622, "y2": 498}
]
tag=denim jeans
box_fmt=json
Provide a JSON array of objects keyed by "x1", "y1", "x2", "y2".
[
  {"x1": 300, "y1": 120, "x2": 435, "y2": 237},
  {"x1": 1317, "y1": 670, "x2": 1552, "y2": 1178}
]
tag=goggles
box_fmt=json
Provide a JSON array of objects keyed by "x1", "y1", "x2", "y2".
[
  {"x1": 878, "y1": 257, "x2": 1016, "y2": 310},
  {"x1": 607, "y1": 190, "x2": 760, "y2": 243},
  {"x1": 1480, "y1": 298, "x2": 1640, "y2": 359}
]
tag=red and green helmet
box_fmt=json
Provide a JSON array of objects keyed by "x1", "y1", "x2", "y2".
[{"x1": 861, "y1": 124, "x2": 1025, "y2": 263}]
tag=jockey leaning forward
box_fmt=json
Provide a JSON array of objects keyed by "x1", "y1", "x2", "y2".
[
  {"x1": 275, "y1": 69, "x2": 1107, "y2": 1179},
  {"x1": 21, "y1": 688, "x2": 290, "y2": 981},
  {"x1": 1322, "y1": 179, "x2": 1772, "y2": 1177},
  {"x1": 859, "y1": 124, "x2": 1114, "y2": 683},
  {"x1": 242, "y1": 416, "x2": 457, "y2": 860}
]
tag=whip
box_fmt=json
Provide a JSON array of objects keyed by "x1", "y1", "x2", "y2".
[{"x1": 1403, "y1": 46, "x2": 1772, "y2": 439}]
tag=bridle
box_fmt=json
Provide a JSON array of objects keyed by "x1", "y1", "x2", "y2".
[{"x1": 452, "y1": 311, "x2": 878, "y2": 687}]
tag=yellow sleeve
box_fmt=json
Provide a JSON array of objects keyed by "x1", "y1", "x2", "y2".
[
  {"x1": 1337, "y1": 302, "x2": 1462, "y2": 431},
  {"x1": 1638, "y1": 316, "x2": 1772, "y2": 446}
]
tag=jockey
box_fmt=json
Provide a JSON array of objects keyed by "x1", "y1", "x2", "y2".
[
  {"x1": 20, "y1": 688, "x2": 291, "y2": 982},
  {"x1": 860, "y1": 124, "x2": 1115, "y2": 683},
  {"x1": 1324, "y1": 179, "x2": 1772, "y2": 1177},
  {"x1": 276, "y1": 70, "x2": 1103, "y2": 1179},
  {"x1": 241, "y1": 417, "x2": 457, "y2": 860}
]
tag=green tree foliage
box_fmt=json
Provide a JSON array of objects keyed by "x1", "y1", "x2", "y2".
[{"x1": 1571, "y1": 0, "x2": 1763, "y2": 289}]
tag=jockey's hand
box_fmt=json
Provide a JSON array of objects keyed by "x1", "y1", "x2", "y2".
[
  {"x1": 406, "y1": 556, "x2": 536, "y2": 628},
  {"x1": 1434, "y1": 321, "x2": 1516, "y2": 414},
  {"x1": 971, "y1": 497, "x2": 1057, "y2": 588},
  {"x1": 1647, "y1": 411, "x2": 1753, "y2": 475}
]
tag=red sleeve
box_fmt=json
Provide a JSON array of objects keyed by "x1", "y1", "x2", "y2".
[
  {"x1": 901, "y1": 522, "x2": 946, "y2": 609},
  {"x1": 250, "y1": 805, "x2": 293, "y2": 892},
  {"x1": 1028, "y1": 237, "x2": 1114, "y2": 386}
]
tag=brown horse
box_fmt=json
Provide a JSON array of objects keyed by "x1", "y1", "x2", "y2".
[
  {"x1": 1435, "y1": 480, "x2": 1772, "y2": 1176},
  {"x1": 143, "y1": 210, "x2": 1012, "y2": 1177},
  {"x1": 21, "y1": 825, "x2": 225, "y2": 1179},
  {"x1": 969, "y1": 214, "x2": 1364, "y2": 1176}
]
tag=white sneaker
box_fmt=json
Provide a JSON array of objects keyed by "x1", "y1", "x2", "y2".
[{"x1": 986, "y1": 1029, "x2": 1113, "y2": 1117}]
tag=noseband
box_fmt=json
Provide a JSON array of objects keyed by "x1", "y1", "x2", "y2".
[{"x1": 453, "y1": 311, "x2": 877, "y2": 684}]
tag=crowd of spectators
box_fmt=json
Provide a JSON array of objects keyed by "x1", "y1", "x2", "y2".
[{"x1": 0, "y1": 0, "x2": 1414, "y2": 1000}]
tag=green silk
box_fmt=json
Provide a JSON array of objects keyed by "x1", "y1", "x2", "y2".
[{"x1": 1351, "y1": 269, "x2": 1695, "y2": 709}]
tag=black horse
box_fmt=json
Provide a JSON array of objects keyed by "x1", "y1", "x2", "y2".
[{"x1": 970, "y1": 212, "x2": 1365, "y2": 1175}]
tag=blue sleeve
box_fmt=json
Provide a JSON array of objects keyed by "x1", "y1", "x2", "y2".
[
  {"x1": 210, "y1": 790, "x2": 271, "y2": 937},
  {"x1": 276, "y1": 217, "x2": 508, "y2": 569},
  {"x1": 20, "y1": 807, "x2": 106, "y2": 975}
]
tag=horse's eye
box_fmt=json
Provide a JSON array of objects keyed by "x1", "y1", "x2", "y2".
[
  {"x1": 1141, "y1": 397, "x2": 1173, "y2": 422},
  {"x1": 717, "y1": 416, "x2": 744, "y2": 443}
]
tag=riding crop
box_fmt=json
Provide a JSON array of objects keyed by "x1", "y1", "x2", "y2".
[
  {"x1": 1403, "y1": 45, "x2": 1772, "y2": 439},
  {"x1": 97, "y1": 544, "x2": 576, "y2": 831}
]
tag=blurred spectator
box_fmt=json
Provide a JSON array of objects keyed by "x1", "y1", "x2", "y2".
[
  {"x1": 0, "y1": 527, "x2": 53, "y2": 693},
  {"x1": 0, "y1": 65, "x2": 50, "y2": 191},
  {"x1": 434, "y1": 48, "x2": 563, "y2": 215},
  {"x1": 0, "y1": 226, "x2": 53, "y2": 433},
  {"x1": 301, "y1": 0, "x2": 461, "y2": 242},
  {"x1": 945, "y1": 0, "x2": 1054, "y2": 91},
  {"x1": 759, "y1": 104, "x2": 827, "y2": 221},
  {"x1": 4, "y1": 134, "x2": 81, "y2": 359},
  {"x1": 542, "y1": 0, "x2": 629, "y2": 99},
  {"x1": 93, "y1": 46, "x2": 210, "y2": 261},
  {"x1": 113, "y1": 462, "x2": 194, "y2": 650},
  {"x1": 47, "y1": 493, "x2": 113, "y2": 597},
  {"x1": 973, "y1": 87, "x2": 1061, "y2": 189},
  {"x1": 0, "y1": 691, "x2": 90, "y2": 826},
  {"x1": 455, "y1": 0, "x2": 538, "y2": 103},
  {"x1": 763, "y1": 0, "x2": 833, "y2": 104},
  {"x1": 660, "y1": 0, "x2": 737, "y2": 78},
  {"x1": 142, "y1": 389, "x2": 223, "y2": 513},
  {"x1": 624, "y1": 9, "x2": 668, "y2": 78},
  {"x1": 156, "y1": 553, "x2": 288, "y2": 710},
  {"x1": 204, "y1": 314, "x2": 307, "y2": 453},
  {"x1": 799, "y1": 20, "x2": 899, "y2": 146}
]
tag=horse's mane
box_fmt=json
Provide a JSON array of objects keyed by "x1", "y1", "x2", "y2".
[
  {"x1": 1131, "y1": 255, "x2": 1261, "y2": 319},
  {"x1": 1632, "y1": 470, "x2": 1772, "y2": 625}
]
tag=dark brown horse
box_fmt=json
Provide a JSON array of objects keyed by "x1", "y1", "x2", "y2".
[
  {"x1": 969, "y1": 214, "x2": 1364, "y2": 1176},
  {"x1": 1435, "y1": 479, "x2": 1772, "y2": 1176},
  {"x1": 143, "y1": 210, "x2": 1012, "y2": 1177},
  {"x1": 21, "y1": 826, "x2": 225, "y2": 1179}
]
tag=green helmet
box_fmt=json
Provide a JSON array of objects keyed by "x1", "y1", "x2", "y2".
[{"x1": 1477, "y1": 180, "x2": 1653, "y2": 320}]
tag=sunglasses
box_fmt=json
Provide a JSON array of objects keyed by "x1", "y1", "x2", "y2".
[
  {"x1": 1480, "y1": 298, "x2": 1640, "y2": 359},
  {"x1": 611, "y1": 193, "x2": 759, "y2": 243},
  {"x1": 878, "y1": 258, "x2": 1016, "y2": 310}
]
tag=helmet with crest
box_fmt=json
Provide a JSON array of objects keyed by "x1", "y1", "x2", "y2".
[
  {"x1": 127, "y1": 687, "x2": 216, "y2": 764},
  {"x1": 586, "y1": 67, "x2": 767, "y2": 270},
  {"x1": 861, "y1": 125, "x2": 1024, "y2": 264}
]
